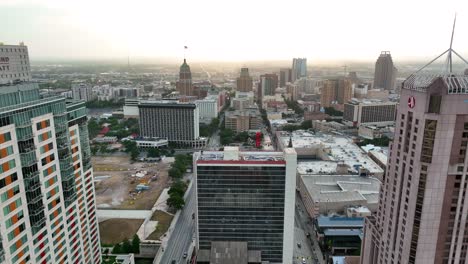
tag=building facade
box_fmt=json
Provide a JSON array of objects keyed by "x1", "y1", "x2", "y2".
[
  {"x1": 320, "y1": 79, "x2": 352, "y2": 107},
  {"x1": 258, "y1": 74, "x2": 278, "y2": 99},
  {"x1": 343, "y1": 100, "x2": 397, "y2": 127},
  {"x1": 361, "y1": 70, "x2": 468, "y2": 263},
  {"x1": 224, "y1": 109, "x2": 262, "y2": 133},
  {"x1": 72, "y1": 83, "x2": 94, "y2": 102},
  {"x1": 138, "y1": 101, "x2": 206, "y2": 148},
  {"x1": 194, "y1": 99, "x2": 218, "y2": 124},
  {"x1": 373, "y1": 51, "x2": 398, "y2": 91},
  {"x1": 0, "y1": 43, "x2": 31, "y2": 85},
  {"x1": 176, "y1": 59, "x2": 193, "y2": 96},
  {"x1": 0, "y1": 83, "x2": 101, "y2": 264},
  {"x1": 279, "y1": 68, "x2": 292, "y2": 88},
  {"x1": 236, "y1": 68, "x2": 253, "y2": 92},
  {"x1": 292, "y1": 58, "x2": 307, "y2": 82},
  {"x1": 194, "y1": 147, "x2": 297, "y2": 264}
]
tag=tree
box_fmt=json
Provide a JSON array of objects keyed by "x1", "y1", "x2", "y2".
[
  {"x1": 130, "y1": 148, "x2": 140, "y2": 161},
  {"x1": 112, "y1": 243, "x2": 122, "y2": 254},
  {"x1": 167, "y1": 194, "x2": 185, "y2": 210},
  {"x1": 168, "y1": 167, "x2": 183, "y2": 178},
  {"x1": 122, "y1": 238, "x2": 132, "y2": 253},
  {"x1": 87, "y1": 118, "x2": 101, "y2": 139},
  {"x1": 131, "y1": 234, "x2": 141, "y2": 254},
  {"x1": 169, "y1": 180, "x2": 186, "y2": 197},
  {"x1": 147, "y1": 148, "x2": 160, "y2": 158}
]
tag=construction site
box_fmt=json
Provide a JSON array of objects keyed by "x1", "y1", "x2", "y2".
[{"x1": 93, "y1": 155, "x2": 171, "y2": 210}]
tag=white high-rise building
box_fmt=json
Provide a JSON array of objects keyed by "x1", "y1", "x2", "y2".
[
  {"x1": 0, "y1": 43, "x2": 31, "y2": 84},
  {"x1": 194, "y1": 99, "x2": 218, "y2": 124},
  {"x1": 72, "y1": 83, "x2": 94, "y2": 102}
]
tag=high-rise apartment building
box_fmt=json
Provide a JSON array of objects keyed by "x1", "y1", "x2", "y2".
[
  {"x1": 361, "y1": 56, "x2": 468, "y2": 263},
  {"x1": 292, "y1": 58, "x2": 307, "y2": 82},
  {"x1": 373, "y1": 51, "x2": 398, "y2": 90},
  {"x1": 279, "y1": 68, "x2": 292, "y2": 87},
  {"x1": 343, "y1": 99, "x2": 397, "y2": 127},
  {"x1": 236, "y1": 68, "x2": 253, "y2": 92},
  {"x1": 258, "y1": 74, "x2": 278, "y2": 100},
  {"x1": 176, "y1": 59, "x2": 193, "y2": 96},
  {"x1": 72, "y1": 83, "x2": 94, "y2": 102},
  {"x1": 194, "y1": 147, "x2": 297, "y2": 263},
  {"x1": 0, "y1": 43, "x2": 31, "y2": 85},
  {"x1": 320, "y1": 78, "x2": 352, "y2": 107},
  {"x1": 138, "y1": 101, "x2": 206, "y2": 148},
  {"x1": 0, "y1": 83, "x2": 100, "y2": 264}
]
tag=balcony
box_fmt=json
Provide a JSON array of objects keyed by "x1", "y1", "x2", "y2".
[
  {"x1": 23, "y1": 171, "x2": 39, "y2": 180},
  {"x1": 26, "y1": 190, "x2": 42, "y2": 204},
  {"x1": 20, "y1": 152, "x2": 37, "y2": 167}
]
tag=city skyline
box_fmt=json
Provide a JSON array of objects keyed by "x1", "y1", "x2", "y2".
[{"x1": 2, "y1": 0, "x2": 468, "y2": 62}]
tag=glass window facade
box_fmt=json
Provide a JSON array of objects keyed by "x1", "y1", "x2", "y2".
[{"x1": 197, "y1": 165, "x2": 286, "y2": 263}]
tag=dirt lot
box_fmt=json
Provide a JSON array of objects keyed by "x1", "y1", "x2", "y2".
[
  {"x1": 93, "y1": 155, "x2": 170, "y2": 210},
  {"x1": 147, "y1": 210, "x2": 174, "y2": 240},
  {"x1": 99, "y1": 218, "x2": 144, "y2": 244}
]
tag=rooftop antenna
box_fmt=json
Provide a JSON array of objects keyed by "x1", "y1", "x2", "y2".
[
  {"x1": 342, "y1": 65, "x2": 348, "y2": 77},
  {"x1": 448, "y1": 13, "x2": 456, "y2": 73},
  {"x1": 415, "y1": 14, "x2": 468, "y2": 74}
]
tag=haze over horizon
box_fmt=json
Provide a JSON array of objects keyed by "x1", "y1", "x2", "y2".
[{"x1": 2, "y1": 0, "x2": 468, "y2": 63}]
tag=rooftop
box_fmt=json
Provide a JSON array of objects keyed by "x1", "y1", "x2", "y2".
[
  {"x1": 316, "y1": 216, "x2": 365, "y2": 228},
  {"x1": 197, "y1": 147, "x2": 287, "y2": 165},
  {"x1": 301, "y1": 175, "x2": 381, "y2": 204},
  {"x1": 280, "y1": 131, "x2": 384, "y2": 175},
  {"x1": 403, "y1": 73, "x2": 468, "y2": 94}
]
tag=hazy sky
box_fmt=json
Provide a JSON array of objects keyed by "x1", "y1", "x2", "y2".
[{"x1": 1, "y1": 0, "x2": 468, "y2": 62}]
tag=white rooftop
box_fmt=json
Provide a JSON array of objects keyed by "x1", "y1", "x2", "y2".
[
  {"x1": 301, "y1": 175, "x2": 381, "y2": 204},
  {"x1": 281, "y1": 131, "x2": 384, "y2": 175}
]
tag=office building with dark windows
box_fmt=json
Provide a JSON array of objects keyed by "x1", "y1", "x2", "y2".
[
  {"x1": 0, "y1": 83, "x2": 100, "y2": 264},
  {"x1": 361, "y1": 48, "x2": 468, "y2": 263},
  {"x1": 138, "y1": 101, "x2": 206, "y2": 148},
  {"x1": 194, "y1": 147, "x2": 297, "y2": 264}
]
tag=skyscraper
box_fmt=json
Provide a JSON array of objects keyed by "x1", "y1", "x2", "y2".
[
  {"x1": 194, "y1": 147, "x2": 297, "y2": 263},
  {"x1": 291, "y1": 58, "x2": 307, "y2": 82},
  {"x1": 176, "y1": 59, "x2": 193, "y2": 96},
  {"x1": 236, "y1": 68, "x2": 253, "y2": 92},
  {"x1": 0, "y1": 83, "x2": 101, "y2": 264},
  {"x1": 279, "y1": 68, "x2": 292, "y2": 88},
  {"x1": 373, "y1": 51, "x2": 398, "y2": 90},
  {"x1": 361, "y1": 52, "x2": 468, "y2": 263},
  {"x1": 0, "y1": 43, "x2": 31, "y2": 84},
  {"x1": 320, "y1": 78, "x2": 352, "y2": 107},
  {"x1": 258, "y1": 74, "x2": 278, "y2": 99}
]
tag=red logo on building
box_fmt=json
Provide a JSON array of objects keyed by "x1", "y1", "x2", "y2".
[{"x1": 408, "y1": 96, "x2": 415, "y2": 109}]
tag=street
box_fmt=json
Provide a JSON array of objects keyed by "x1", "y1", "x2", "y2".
[
  {"x1": 159, "y1": 183, "x2": 196, "y2": 264},
  {"x1": 294, "y1": 192, "x2": 325, "y2": 264}
]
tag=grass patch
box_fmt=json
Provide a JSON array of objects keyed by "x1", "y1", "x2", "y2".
[
  {"x1": 99, "y1": 219, "x2": 144, "y2": 244},
  {"x1": 146, "y1": 210, "x2": 174, "y2": 240}
]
